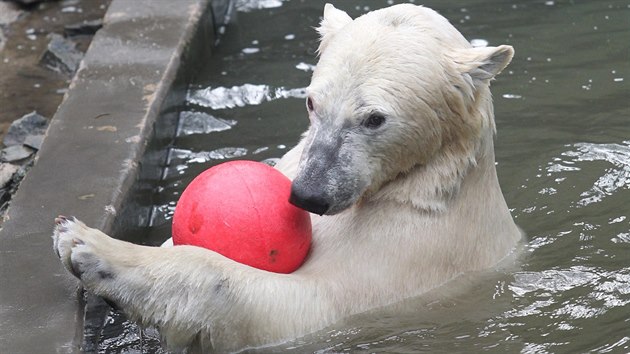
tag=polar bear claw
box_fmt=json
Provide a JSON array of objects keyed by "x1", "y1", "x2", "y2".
[{"x1": 53, "y1": 215, "x2": 116, "y2": 285}]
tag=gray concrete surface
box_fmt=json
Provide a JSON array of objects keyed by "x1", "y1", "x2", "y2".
[{"x1": 0, "y1": 0, "x2": 220, "y2": 352}]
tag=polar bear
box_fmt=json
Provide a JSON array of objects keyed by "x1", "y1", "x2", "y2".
[{"x1": 53, "y1": 3, "x2": 521, "y2": 352}]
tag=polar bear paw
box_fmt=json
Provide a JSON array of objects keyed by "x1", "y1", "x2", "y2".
[{"x1": 52, "y1": 216, "x2": 116, "y2": 287}]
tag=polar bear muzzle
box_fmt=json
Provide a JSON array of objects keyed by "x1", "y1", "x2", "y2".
[{"x1": 289, "y1": 131, "x2": 368, "y2": 216}]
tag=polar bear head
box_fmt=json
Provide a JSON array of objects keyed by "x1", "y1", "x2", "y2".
[{"x1": 289, "y1": 4, "x2": 514, "y2": 215}]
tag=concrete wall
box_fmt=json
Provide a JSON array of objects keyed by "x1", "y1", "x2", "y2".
[{"x1": 0, "y1": 0, "x2": 230, "y2": 352}]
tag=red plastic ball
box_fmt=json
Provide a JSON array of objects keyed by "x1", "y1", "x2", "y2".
[{"x1": 172, "y1": 160, "x2": 312, "y2": 273}]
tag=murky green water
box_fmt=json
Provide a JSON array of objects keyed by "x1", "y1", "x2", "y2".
[{"x1": 107, "y1": 0, "x2": 630, "y2": 352}]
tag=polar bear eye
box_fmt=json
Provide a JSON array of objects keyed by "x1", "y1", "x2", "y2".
[
  {"x1": 306, "y1": 97, "x2": 314, "y2": 112},
  {"x1": 363, "y1": 113, "x2": 386, "y2": 129}
]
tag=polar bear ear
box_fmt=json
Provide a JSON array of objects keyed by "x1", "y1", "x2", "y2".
[
  {"x1": 453, "y1": 45, "x2": 514, "y2": 89},
  {"x1": 316, "y1": 4, "x2": 353, "y2": 54}
]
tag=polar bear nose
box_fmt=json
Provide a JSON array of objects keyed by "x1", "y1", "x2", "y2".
[{"x1": 289, "y1": 187, "x2": 330, "y2": 216}]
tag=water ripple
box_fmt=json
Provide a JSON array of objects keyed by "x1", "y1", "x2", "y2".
[
  {"x1": 508, "y1": 266, "x2": 630, "y2": 323},
  {"x1": 546, "y1": 141, "x2": 630, "y2": 207},
  {"x1": 509, "y1": 266, "x2": 598, "y2": 297}
]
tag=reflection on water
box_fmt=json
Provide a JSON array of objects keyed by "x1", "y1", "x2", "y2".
[
  {"x1": 235, "y1": 0, "x2": 283, "y2": 12},
  {"x1": 169, "y1": 146, "x2": 248, "y2": 165},
  {"x1": 178, "y1": 111, "x2": 236, "y2": 135},
  {"x1": 188, "y1": 84, "x2": 306, "y2": 110},
  {"x1": 103, "y1": 0, "x2": 630, "y2": 352}
]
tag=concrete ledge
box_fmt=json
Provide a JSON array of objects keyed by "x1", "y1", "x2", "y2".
[{"x1": 0, "y1": 0, "x2": 224, "y2": 352}]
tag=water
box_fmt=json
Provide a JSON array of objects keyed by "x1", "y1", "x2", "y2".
[{"x1": 108, "y1": 0, "x2": 630, "y2": 352}]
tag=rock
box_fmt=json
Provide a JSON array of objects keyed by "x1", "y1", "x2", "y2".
[
  {"x1": 1, "y1": 145, "x2": 34, "y2": 162},
  {"x1": 3, "y1": 111, "x2": 49, "y2": 147},
  {"x1": 0, "y1": 159, "x2": 33, "y2": 213},
  {"x1": 0, "y1": 163, "x2": 19, "y2": 188},
  {"x1": 23, "y1": 134, "x2": 44, "y2": 150},
  {"x1": 40, "y1": 33, "x2": 83, "y2": 75},
  {"x1": 64, "y1": 19, "x2": 104, "y2": 37},
  {"x1": 0, "y1": 2, "x2": 23, "y2": 26}
]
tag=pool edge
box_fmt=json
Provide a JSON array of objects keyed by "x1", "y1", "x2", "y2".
[{"x1": 0, "y1": 0, "x2": 225, "y2": 352}]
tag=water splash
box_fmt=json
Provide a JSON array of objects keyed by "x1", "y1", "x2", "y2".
[{"x1": 187, "y1": 84, "x2": 307, "y2": 110}]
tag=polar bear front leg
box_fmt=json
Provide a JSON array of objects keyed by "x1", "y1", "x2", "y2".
[
  {"x1": 52, "y1": 216, "x2": 239, "y2": 347},
  {"x1": 52, "y1": 216, "x2": 337, "y2": 351}
]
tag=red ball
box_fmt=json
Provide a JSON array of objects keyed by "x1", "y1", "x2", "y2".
[{"x1": 172, "y1": 160, "x2": 312, "y2": 273}]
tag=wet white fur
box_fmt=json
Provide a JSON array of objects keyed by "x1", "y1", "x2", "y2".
[{"x1": 53, "y1": 4, "x2": 520, "y2": 352}]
